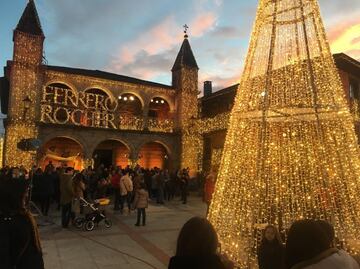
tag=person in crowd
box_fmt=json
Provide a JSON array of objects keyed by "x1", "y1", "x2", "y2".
[
  {"x1": 44, "y1": 161, "x2": 54, "y2": 173},
  {"x1": 38, "y1": 167, "x2": 54, "y2": 216},
  {"x1": 133, "y1": 182, "x2": 149, "y2": 226},
  {"x1": 180, "y1": 169, "x2": 189, "y2": 204},
  {"x1": 257, "y1": 224, "x2": 285, "y2": 269},
  {"x1": 132, "y1": 172, "x2": 143, "y2": 192},
  {"x1": 165, "y1": 171, "x2": 176, "y2": 201},
  {"x1": 285, "y1": 219, "x2": 360, "y2": 269},
  {"x1": 204, "y1": 168, "x2": 216, "y2": 216},
  {"x1": 30, "y1": 168, "x2": 43, "y2": 204},
  {"x1": 144, "y1": 169, "x2": 152, "y2": 195},
  {"x1": 53, "y1": 167, "x2": 61, "y2": 210},
  {"x1": 72, "y1": 173, "x2": 85, "y2": 218},
  {"x1": 0, "y1": 179, "x2": 44, "y2": 269},
  {"x1": 95, "y1": 177, "x2": 110, "y2": 199},
  {"x1": 168, "y1": 217, "x2": 234, "y2": 269},
  {"x1": 60, "y1": 167, "x2": 74, "y2": 228},
  {"x1": 157, "y1": 170, "x2": 165, "y2": 204},
  {"x1": 111, "y1": 169, "x2": 122, "y2": 211},
  {"x1": 151, "y1": 169, "x2": 159, "y2": 200},
  {"x1": 119, "y1": 170, "x2": 133, "y2": 214}
]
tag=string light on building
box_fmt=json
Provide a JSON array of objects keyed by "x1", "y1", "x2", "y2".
[{"x1": 207, "y1": 0, "x2": 360, "y2": 267}]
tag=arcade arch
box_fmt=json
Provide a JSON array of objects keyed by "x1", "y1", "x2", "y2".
[
  {"x1": 137, "y1": 141, "x2": 170, "y2": 169},
  {"x1": 148, "y1": 97, "x2": 171, "y2": 119},
  {"x1": 39, "y1": 136, "x2": 84, "y2": 170},
  {"x1": 117, "y1": 93, "x2": 143, "y2": 116},
  {"x1": 92, "y1": 139, "x2": 130, "y2": 168}
]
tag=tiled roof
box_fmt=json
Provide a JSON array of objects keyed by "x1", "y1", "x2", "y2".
[
  {"x1": 333, "y1": 53, "x2": 360, "y2": 78},
  {"x1": 200, "y1": 83, "x2": 239, "y2": 101}
]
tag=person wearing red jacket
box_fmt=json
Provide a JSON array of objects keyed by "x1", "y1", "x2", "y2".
[{"x1": 204, "y1": 169, "x2": 216, "y2": 216}]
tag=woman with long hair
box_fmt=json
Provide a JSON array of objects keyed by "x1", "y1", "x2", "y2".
[
  {"x1": 0, "y1": 179, "x2": 44, "y2": 269},
  {"x1": 257, "y1": 224, "x2": 285, "y2": 269},
  {"x1": 168, "y1": 217, "x2": 234, "y2": 269}
]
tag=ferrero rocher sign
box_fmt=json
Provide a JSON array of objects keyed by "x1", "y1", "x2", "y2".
[{"x1": 40, "y1": 85, "x2": 119, "y2": 129}]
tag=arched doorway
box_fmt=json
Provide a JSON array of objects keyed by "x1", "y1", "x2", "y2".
[
  {"x1": 39, "y1": 137, "x2": 84, "y2": 170},
  {"x1": 93, "y1": 140, "x2": 130, "y2": 169},
  {"x1": 138, "y1": 142, "x2": 169, "y2": 169}
]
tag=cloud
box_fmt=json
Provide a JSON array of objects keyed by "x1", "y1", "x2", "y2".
[
  {"x1": 328, "y1": 19, "x2": 360, "y2": 60},
  {"x1": 108, "y1": 11, "x2": 217, "y2": 76},
  {"x1": 212, "y1": 26, "x2": 242, "y2": 38}
]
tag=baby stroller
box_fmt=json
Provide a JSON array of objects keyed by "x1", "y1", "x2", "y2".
[{"x1": 74, "y1": 197, "x2": 112, "y2": 231}]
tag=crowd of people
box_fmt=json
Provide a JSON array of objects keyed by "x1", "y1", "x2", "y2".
[
  {"x1": 1, "y1": 163, "x2": 359, "y2": 269},
  {"x1": 0, "y1": 162, "x2": 193, "y2": 229}
]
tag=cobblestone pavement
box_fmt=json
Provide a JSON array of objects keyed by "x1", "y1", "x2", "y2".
[{"x1": 38, "y1": 194, "x2": 206, "y2": 269}]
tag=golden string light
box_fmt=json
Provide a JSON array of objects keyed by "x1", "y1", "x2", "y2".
[
  {"x1": 207, "y1": 0, "x2": 360, "y2": 267},
  {"x1": 4, "y1": 31, "x2": 43, "y2": 169}
]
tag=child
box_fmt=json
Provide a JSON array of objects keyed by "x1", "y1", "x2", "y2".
[{"x1": 133, "y1": 182, "x2": 149, "y2": 226}]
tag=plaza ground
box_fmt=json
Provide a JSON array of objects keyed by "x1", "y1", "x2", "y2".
[{"x1": 38, "y1": 194, "x2": 206, "y2": 269}]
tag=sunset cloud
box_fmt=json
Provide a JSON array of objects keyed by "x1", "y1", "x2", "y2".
[
  {"x1": 328, "y1": 19, "x2": 360, "y2": 60},
  {"x1": 108, "y1": 11, "x2": 217, "y2": 76}
]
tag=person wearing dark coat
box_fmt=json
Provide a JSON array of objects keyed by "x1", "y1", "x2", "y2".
[
  {"x1": 38, "y1": 167, "x2": 54, "y2": 216},
  {"x1": 0, "y1": 179, "x2": 44, "y2": 269},
  {"x1": 257, "y1": 224, "x2": 285, "y2": 269},
  {"x1": 168, "y1": 217, "x2": 234, "y2": 269}
]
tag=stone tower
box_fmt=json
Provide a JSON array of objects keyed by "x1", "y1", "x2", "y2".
[
  {"x1": 4, "y1": 0, "x2": 44, "y2": 168},
  {"x1": 172, "y1": 33, "x2": 200, "y2": 172}
]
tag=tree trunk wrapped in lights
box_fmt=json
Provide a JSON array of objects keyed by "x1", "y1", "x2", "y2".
[{"x1": 207, "y1": 0, "x2": 360, "y2": 267}]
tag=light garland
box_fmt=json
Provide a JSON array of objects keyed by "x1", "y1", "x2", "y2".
[
  {"x1": 4, "y1": 31, "x2": 43, "y2": 169},
  {"x1": 177, "y1": 67, "x2": 201, "y2": 172},
  {"x1": 207, "y1": 0, "x2": 360, "y2": 268}
]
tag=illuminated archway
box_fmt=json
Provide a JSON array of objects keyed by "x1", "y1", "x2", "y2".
[
  {"x1": 93, "y1": 139, "x2": 130, "y2": 168},
  {"x1": 39, "y1": 137, "x2": 84, "y2": 170},
  {"x1": 148, "y1": 97, "x2": 170, "y2": 119},
  {"x1": 117, "y1": 93, "x2": 143, "y2": 116},
  {"x1": 138, "y1": 141, "x2": 169, "y2": 169}
]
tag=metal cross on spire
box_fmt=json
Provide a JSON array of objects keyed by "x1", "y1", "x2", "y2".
[{"x1": 183, "y1": 24, "x2": 189, "y2": 38}]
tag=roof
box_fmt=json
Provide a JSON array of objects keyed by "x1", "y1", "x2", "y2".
[
  {"x1": 172, "y1": 37, "x2": 199, "y2": 71},
  {"x1": 46, "y1": 65, "x2": 174, "y2": 89},
  {"x1": 200, "y1": 83, "x2": 239, "y2": 101},
  {"x1": 333, "y1": 53, "x2": 360, "y2": 78},
  {"x1": 15, "y1": 0, "x2": 44, "y2": 36}
]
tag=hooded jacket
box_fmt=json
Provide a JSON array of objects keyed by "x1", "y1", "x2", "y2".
[
  {"x1": 291, "y1": 248, "x2": 360, "y2": 269},
  {"x1": 133, "y1": 189, "x2": 149, "y2": 209}
]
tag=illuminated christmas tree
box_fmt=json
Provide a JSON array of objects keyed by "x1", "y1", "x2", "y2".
[{"x1": 208, "y1": 0, "x2": 360, "y2": 267}]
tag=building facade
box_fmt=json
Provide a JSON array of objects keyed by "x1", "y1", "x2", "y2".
[
  {"x1": 1, "y1": 1, "x2": 359, "y2": 173},
  {"x1": 0, "y1": 1, "x2": 199, "y2": 172}
]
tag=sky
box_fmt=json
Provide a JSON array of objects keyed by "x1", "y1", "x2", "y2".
[{"x1": 0, "y1": 0, "x2": 359, "y2": 93}]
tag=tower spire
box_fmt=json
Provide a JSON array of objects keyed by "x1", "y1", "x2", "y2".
[
  {"x1": 16, "y1": 0, "x2": 44, "y2": 36},
  {"x1": 172, "y1": 25, "x2": 198, "y2": 72}
]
